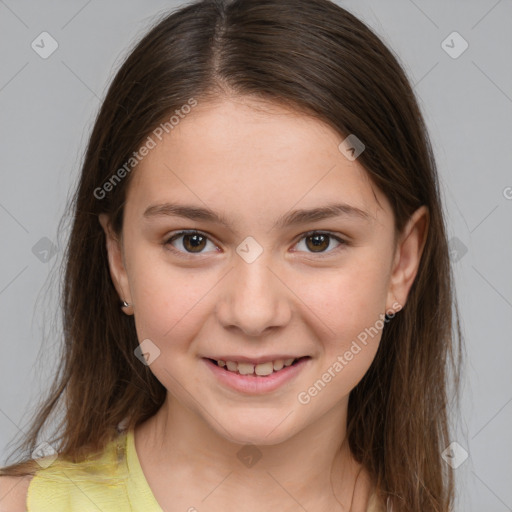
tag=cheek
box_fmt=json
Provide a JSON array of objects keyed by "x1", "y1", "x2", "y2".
[
  {"x1": 126, "y1": 249, "x2": 204, "y2": 338},
  {"x1": 304, "y1": 256, "x2": 390, "y2": 369},
  {"x1": 310, "y1": 258, "x2": 389, "y2": 332},
  {"x1": 299, "y1": 279, "x2": 386, "y2": 405}
]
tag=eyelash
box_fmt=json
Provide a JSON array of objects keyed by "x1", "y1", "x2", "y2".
[{"x1": 163, "y1": 229, "x2": 348, "y2": 259}]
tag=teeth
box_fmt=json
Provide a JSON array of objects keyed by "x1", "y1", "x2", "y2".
[
  {"x1": 255, "y1": 361, "x2": 274, "y2": 376},
  {"x1": 238, "y1": 362, "x2": 255, "y2": 375},
  {"x1": 273, "y1": 359, "x2": 284, "y2": 371},
  {"x1": 226, "y1": 361, "x2": 238, "y2": 371},
  {"x1": 216, "y1": 357, "x2": 300, "y2": 376}
]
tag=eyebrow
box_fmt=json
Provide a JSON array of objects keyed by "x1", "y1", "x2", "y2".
[{"x1": 143, "y1": 201, "x2": 372, "y2": 230}]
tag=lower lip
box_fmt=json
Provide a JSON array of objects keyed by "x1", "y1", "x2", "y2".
[{"x1": 203, "y1": 357, "x2": 310, "y2": 395}]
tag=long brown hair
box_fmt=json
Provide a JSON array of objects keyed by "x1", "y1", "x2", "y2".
[{"x1": 1, "y1": 1, "x2": 463, "y2": 510}]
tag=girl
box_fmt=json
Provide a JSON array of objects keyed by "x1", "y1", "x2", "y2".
[{"x1": 0, "y1": 0, "x2": 462, "y2": 511}]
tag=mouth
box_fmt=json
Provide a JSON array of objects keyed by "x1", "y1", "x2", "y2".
[
  {"x1": 203, "y1": 355, "x2": 311, "y2": 394},
  {"x1": 204, "y1": 356, "x2": 311, "y2": 377}
]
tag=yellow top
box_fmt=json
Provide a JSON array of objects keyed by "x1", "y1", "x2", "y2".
[
  {"x1": 27, "y1": 427, "x2": 162, "y2": 511},
  {"x1": 27, "y1": 427, "x2": 382, "y2": 511}
]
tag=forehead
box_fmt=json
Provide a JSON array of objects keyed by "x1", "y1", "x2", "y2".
[{"x1": 125, "y1": 97, "x2": 391, "y2": 228}]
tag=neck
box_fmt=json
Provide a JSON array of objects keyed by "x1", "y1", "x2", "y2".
[{"x1": 134, "y1": 393, "x2": 371, "y2": 512}]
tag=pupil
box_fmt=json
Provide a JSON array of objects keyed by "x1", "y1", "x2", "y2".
[
  {"x1": 185, "y1": 234, "x2": 206, "y2": 252},
  {"x1": 308, "y1": 234, "x2": 328, "y2": 252}
]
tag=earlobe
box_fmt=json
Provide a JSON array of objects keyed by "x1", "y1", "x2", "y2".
[
  {"x1": 386, "y1": 205, "x2": 429, "y2": 311},
  {"x1": 98, "y1": 213, "x2": 134, "y2": 315}
]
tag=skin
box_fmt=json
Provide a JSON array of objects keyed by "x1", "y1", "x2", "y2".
[{"x1": 100, "y1": 96, "x2": 428, "y2": 512}]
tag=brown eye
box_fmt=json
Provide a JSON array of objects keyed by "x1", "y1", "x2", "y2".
[
  {"x1": 166, "y1": 230, "x2": 216, "y2": 255},
  {"x1": 182, "y1": 233, "x2": 207, "y2": 252},
  {"x1": 295, "y1": 231, "x2": 346, "y2": 255},
  {"x1": 305, "y1": 233, "x2": 330, "y2": 252}
]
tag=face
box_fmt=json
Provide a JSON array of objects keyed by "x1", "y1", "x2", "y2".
[{"x1": 101, "y1": 97, "x2": 427, "y2": 445}]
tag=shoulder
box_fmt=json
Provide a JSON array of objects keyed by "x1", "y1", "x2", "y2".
[
  {"x1": 0, "y1": 432, "x2": 130, "y2": 512},
  {"x1": 0, "y1": 474, "x2": 33, "y2": 512}
]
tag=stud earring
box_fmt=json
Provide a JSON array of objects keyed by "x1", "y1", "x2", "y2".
[{"x1": 121, "y1": 300, "x2": 132, "y2": 309}]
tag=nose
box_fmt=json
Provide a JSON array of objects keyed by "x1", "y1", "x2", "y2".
[{"x1": 215, "y1": 251, "x2": 292, "y2": 338}]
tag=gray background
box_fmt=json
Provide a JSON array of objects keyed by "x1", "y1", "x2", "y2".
[{"x1": 1, "y1": 1, "x2": 511, "y2": 510}]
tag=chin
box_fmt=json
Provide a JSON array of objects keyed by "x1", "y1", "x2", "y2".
[{"x1": 209, "y1": 409, "x2": 300, "y2": 446}]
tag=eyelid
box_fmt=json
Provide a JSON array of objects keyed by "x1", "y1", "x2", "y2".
[
  {"x1": 163, "y1": 229, "x2": 348, "y2": 257},
  {"x1": 164, "y1": 229, "x2": 219, "y2": 258},
  {"x1": 290, "y1": 230, "x2": 348, "y2": 257}
]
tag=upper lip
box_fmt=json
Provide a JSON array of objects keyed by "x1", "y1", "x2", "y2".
[{"x1": 203, "y1": 355, "x2": 308, "y2": 364}]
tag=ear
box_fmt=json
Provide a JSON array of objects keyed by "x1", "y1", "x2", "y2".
[
  {"x1": 98, "y1": 213, "x2": 134, "y2": 315},
  {"x1": 386, "y1": 205, "x2": 429, "y2": 313}
]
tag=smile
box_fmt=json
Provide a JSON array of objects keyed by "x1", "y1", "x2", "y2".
[
  {"x1": 213, "y1": 357, "x2": 300, "y2": 376},
  {"x1": 203, "y1": 356, "x2": 311, "y2": 394}
]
